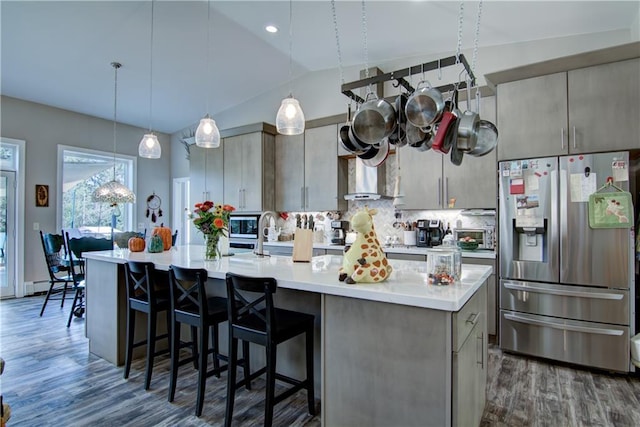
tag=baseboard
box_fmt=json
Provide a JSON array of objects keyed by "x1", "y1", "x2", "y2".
[
  {"x1": 25, "y1": 281, "x2": 49, "y2": 295},
  {"x1": 24, "y1": 281, "x2": 34, "y2": 295}
]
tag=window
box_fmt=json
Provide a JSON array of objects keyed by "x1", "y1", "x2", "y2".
[{"x1": 58, "y1": 145, "x2": 136, "y2": 236}]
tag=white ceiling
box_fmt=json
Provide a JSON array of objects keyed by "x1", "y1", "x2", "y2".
[{"x1": 2, "y1": 1, "x2": 639, "y2": 134}]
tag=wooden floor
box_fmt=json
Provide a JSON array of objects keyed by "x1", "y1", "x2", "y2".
[{"x1": 2, "y1": 295, "x2": 640, "y2": 426}]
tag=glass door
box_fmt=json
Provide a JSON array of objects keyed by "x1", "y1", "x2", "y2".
[{"x1": 0, "y1": 170, "x2": 15, "y2": 298}]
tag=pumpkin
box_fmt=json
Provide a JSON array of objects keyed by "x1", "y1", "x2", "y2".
[
  {"x1": 148, "y1": 235, "x2": 164, "y2": 253},
  {"x1": 128, "y1": 236, "x2": 145, "y2": 252},
  {"x1": 152, "y1": 223, "x2": 172, "y2": 251}
]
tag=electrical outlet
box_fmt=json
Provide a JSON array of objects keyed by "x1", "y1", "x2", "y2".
[{"x1": 33, "y1": 222, "x2": 40, "y2": 231}]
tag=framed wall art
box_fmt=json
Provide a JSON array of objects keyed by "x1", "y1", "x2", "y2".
[{"x1": 35, "y1": 184, "x2": 49, "y2": 207}]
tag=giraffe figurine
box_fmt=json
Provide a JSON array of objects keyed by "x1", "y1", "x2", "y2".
[{"x1": 338, "y1": 207, "x2": 392, "y2": 284}]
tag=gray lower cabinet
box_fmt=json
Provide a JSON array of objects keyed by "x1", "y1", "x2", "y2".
[
  {"x1": 386, "y1": 252, "x2": 426, "y2": 262},
  {"x1": 262, "y1": 244, "x2": 324, "y2": 256},
  {"x1": 323, "y1": 283, "x2": 487, "y2": 426},
  {"x1": 400, "y1": 96, "x2": 497, "y2": 210},
  {"x1": 275, "y1": 124, "x2": 347, "y2": 212},
  {"x1": 462, "y1": 256, "x2": 497, "y2": 337},
  {"x1": 497, "y1": 58, "x2": 640, "y2": 161},
  {"x1": 223, "y1": 131, "x2": 275, "y2": 212}
]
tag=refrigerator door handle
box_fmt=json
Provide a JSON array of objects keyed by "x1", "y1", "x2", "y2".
[
  {"x1": 504, "y1": 282, "x2": 624, "y2": 300},
  {"x1": 504, "y1": 312, "x2": 624, "y2": 336},
  {"x1": 561, "y1": 128, "x2": 565, "y2": 150}
]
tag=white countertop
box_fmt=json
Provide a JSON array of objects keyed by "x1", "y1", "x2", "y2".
[
  {"x1": 263, "y1": 240, "x2": 496, "y2": 259},
  {"x1": 84, "y1": 245, "x2": 491, "y2": 312}
]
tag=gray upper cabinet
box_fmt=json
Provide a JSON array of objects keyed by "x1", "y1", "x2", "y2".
[
  {"x1": 497, "y1": 59, "x2": 640, "y2": 161},
  {"x1": 568, "y1": 58, "x2": 640, "y2": 153},
  {"x1": 275, "y1": 124, "x2": 347, "y2": 212},
  {"x1": 223, "y1": 131, "x2": 275, "y2": 212},
  {"x1": 189, "y1": 143, "x2": 225, "y2": 243},
  {"x1": 275, "y1": 133, "x2": 305, "y2": 211},
  {"x1": 497, "y1": 72, "x2": 569, "y2": 160},
  {"x1": 401, "y1": 96, "x2": 497, "y2": 210}
]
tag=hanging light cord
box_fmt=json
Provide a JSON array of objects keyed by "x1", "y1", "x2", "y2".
[
  {"x1": 331, "y1": 0, "x2": 344, "y2": 85},
  {"x1": 147, "y1": 0, "x2": 155, "y2": 132},
  {"x1": 361, "y1": 0, "x2": 369, "y2": 79},
  {"x1": 112, "y1": 63, "x2": 119, "y2": 181},
  {"x1": 205, "y1": 0, "x2": 211, "y2": 114},
  {"x1": 288, "y1": 0, "x2": 293, "y2": 96}
]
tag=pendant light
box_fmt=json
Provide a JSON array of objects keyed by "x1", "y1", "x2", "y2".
[
  {"x1": 138, "y1": 0, "x2": 161, "y2": 159},
  {"x1": 92, "y1": 62, "x2": 136, "y2": 206},
  {"x1": 275, "y1": 0, "x2": 305, "y2": 135},
  {"x1": 195, "y1": 0, "x2": 221, "y2": 148}
]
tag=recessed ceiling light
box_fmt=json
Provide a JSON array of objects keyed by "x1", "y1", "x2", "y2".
[{"x1": 265, "y1": 25, "x2": 278, "y2": 33}]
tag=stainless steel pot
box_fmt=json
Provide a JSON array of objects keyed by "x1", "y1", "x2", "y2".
[
  {"x1": 352, "y1": 92, "x2": 397, "y2": 144},
  {"x1": 456, "y1": 110, "x2": 479, "y2": 152},
  {"x1": 405, "y1": 81, "x2": 445, "y2": 128},
  {"x1": 467, "y1": 120, "x2": 498, "y2": 157}
]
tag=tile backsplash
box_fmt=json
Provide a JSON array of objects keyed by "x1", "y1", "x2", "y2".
[{"x1": 275, "y1": 154, "x2": 495, "y2": 245}]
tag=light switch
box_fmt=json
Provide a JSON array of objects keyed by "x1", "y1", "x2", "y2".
[{"x1": 33, "y1": 222, "x2": 40, "y2": 231}]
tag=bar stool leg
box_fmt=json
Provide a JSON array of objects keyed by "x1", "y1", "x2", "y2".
[
  {"x1": 211, "y1": 324, "x2": 220, "y2": 377},
  {"x1": 168, "y1": 319, "x2": 181, "y2": 402},
  {"x1": 145, "y1": 310, "x2": 157, "y2": 390},
  {"x1": 123, "y1": 306, "x2": 136, "y2": 379},
  {"x1": 242, "y1": 341, "x2": 251, "y2": 390},
  {"x1": 264, "y1": 343, "x2": 277, "y2": 427},
  {"x1": 195, "y1": 324, "x2": 209, "y2": 416},
  {"x1": 306, "y1": 328, "x2": 316, "y2": 415},
  {"x1": 225, "y1": 337, "x2": 239, "y2": 427}
]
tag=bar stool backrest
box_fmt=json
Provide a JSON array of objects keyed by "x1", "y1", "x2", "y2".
[
  {"x1": 124, "y1": 261, "x2": 159, "y2": 304},
  {"x1": 225, "y1": 273, "x2": 278, "y2": 337},
  {"x1": 168, "y1": 265, "x2": 209, "y2": 319},
  {"x1": 40, "y1": 231, "x2": 68, "y2": 276}
]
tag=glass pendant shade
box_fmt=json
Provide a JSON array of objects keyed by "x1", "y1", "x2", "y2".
[
  {"x1": 195, "y1": 115, "x2": 221, "y2": 148},
  {"x1": 276, "y1": 96, "x2": 305, "y2": 135},
  {"x1": 138, "y1": 132, "x2": 161, "y2": 158},
  {"x1": 92, "y1": 180, "x2": 136, "y2": 206}
]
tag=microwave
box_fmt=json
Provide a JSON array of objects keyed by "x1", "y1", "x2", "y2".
[
  {"x1": 229, "y1": 215, "x2": 260, "y2": 239},
  {"x1": 453, "y1": 228, "x2": 495, "y2": 250}
]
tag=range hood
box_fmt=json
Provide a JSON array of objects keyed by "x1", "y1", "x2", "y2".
[{"x1": 344, "y1": 158, "x2": 392, "y2": 201}]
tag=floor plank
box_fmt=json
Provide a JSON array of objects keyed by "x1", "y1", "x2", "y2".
[{"x1": 2, "y1": 295, "x2": 640, "y2": 426}]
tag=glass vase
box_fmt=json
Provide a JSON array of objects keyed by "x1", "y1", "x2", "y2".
[{"x1": 204, "y1": 234, "x2": 221, "y2": 261}]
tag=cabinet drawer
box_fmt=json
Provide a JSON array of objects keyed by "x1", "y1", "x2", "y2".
[{"x1": 453, "y1": 284, "x2": 486, "y2": 351}]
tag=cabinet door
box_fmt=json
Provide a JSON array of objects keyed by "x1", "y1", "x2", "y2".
[
  {"x1": 189, "y1": 144, "x2": 224, "y2": 243},
  {"x1": 452, "y1": 319, "x2": 480, "y2": 427},
  {"x1": 445, "y1": 96, "x2": 497, "y2": 209},
  {"x1": 223, "y1": 134, "x2": 244, "y2": 209},
  {"x1": 305, "y1": 124, "x2": 345, "y2": 211},
  {"x1": 497, "y1": 72, "x2": 569, "y2": 160},
  {"x1": 240, "y1": 133, "x2": 264, "y2": 212},
  {"x1": 399, "y1": 148, "x2": 443, "y2": 209},
  {"x1": 275, "y1": 133, "x2": 305, "y2": 211},
  {"x1": 568, "y1": 58, "x2": 640, "y2": 153}
]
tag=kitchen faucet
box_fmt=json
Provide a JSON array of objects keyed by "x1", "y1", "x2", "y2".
[{"x1": 254, "y1": 211, "x2": 277, "y2": 257}]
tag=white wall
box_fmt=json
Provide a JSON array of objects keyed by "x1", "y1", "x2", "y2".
[{"x1": 1, "y1": 96, "x2": 172, "y2": 284}]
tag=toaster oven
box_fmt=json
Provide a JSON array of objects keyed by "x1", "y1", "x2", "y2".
[{"x1": 453, "y1": 228, "x2": 494, "y2": 250}]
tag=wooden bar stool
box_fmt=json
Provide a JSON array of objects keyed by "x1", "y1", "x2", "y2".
[
  {"x1": 224, "y1": 272, "x2": 315, "y2": 427},
  {"x1": 167, "y1": 265, "x2": 250, "y2": 417},
  {"x1": 123, "y1": 261, "x2": 171, "y2": 390}
]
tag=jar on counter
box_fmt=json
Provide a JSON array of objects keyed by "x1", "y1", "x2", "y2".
[{"x1": 426, "y1": 239, "x2": 461, "y2": 285}]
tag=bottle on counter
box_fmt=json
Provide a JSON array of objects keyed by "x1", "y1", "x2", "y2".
[{"x1": 444, "y1": 222, "x2": 452, "y2": 235}]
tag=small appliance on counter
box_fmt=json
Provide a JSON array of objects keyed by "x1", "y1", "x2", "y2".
[
  {"x1": 330, "y1": 220, "x2": 350, "y2": 245},
  {"x1": 416, "y1": 219, "x2": 444, "y2": 247},
  {"x1": 453, "y1": 227, "x2": 495, "y2": 250}
]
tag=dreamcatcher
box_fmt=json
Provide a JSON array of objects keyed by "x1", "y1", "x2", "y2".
[{"x1": 146, "y1": 192, "x2": 163, "y2": 223}]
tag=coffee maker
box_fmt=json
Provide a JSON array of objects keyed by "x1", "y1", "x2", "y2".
[
  {"x1": 416, "y1": 219, "x2": 444, "y2": 247},
  {"x1": 330, "y1": 220, "x2": 350, "y2": 245}
]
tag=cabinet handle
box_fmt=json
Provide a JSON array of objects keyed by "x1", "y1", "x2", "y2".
[
  {"x1": 466, "y1": 312, "x2": 479, "y2": 325},
  {"x1": 477, "y1": 333, "x2": 484, "y2": 368},
  {"x1": 437, "y1": 178, "x2": 442, "y2": 207},
  {"x1": 243, "y1": 189, "x2": 246, "y2": 209},
  {"x1": 561, "y1": 128, "x2": 565, "y2": 149},
  {"x1": 572, "y1": 126, "x2": 576, "y2": 149},
  {"x1": 445, "y1": 177, "x2": 449, "y2": 208},
  {"x1": 238, "y1": 189, "x2": 242, "y2": 209},
  {"x1": 305, "y1": 186, "x2": 309, "y2": 209},
  {"x1": 301, "y1": 187, "x2": 305, "y2": 210}
]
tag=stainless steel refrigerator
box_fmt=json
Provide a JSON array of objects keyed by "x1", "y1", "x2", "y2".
[{"x1": 499, "y1": 151, "x2": 636, "y2": 372}]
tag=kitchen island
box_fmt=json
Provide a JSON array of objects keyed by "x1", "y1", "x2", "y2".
[{"x1": 83, "y1": 245, "x2": 490, "y2": 427}]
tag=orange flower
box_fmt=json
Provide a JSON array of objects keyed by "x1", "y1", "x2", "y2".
[
  {"x1": 213, "y1": 217, "x2": 225, "y2": 229},
  {"x1": 223, "y1": 204, "x2": 235, "y2": 212}
]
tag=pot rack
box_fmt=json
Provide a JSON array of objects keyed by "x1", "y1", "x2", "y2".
[{"x1": 341, "y1": 53, "x2": 475, "y2": 104}]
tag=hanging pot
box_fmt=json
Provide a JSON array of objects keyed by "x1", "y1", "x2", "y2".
[
  {"x1": 450, "y1": 126, "x2": 464, "y2": 166},
  {"x1": 456, "y1": 110, "x2": 480, "y2": 152},
  {"x1": 339, "y1": 104, "x2": 367, "y2": 155},
  {"x1": 352, "y1": 92, "x2": 397, "y2": 144},
  {"x1": 388, "y1": 123, "x2": 407, "y2": 147},
  {"x1": 467, "y1": 120, "x2": 498, "y2": 157},
  {"x1": 407, "y1": 123, "x2": 432, "y2": 150},
  {"x1": 361, "y1": 138, "x2": 390, "y2": 168},
  {"x1": 405, "y1": 80, "x2": 445, "y2": 128},
  {"x1": 348, "y1": 124, "x2": 373, "y2": 153},
  {"x1": 431, "y1": 111, "x2": 457, "y2": 154}
]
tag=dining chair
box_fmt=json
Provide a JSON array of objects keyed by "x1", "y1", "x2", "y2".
[
  {"x1": 38, "y1": 231, "x2": 74, "y2": 316},
  {"x1": 224, "y1": 272, "x2": 315, "y2": 427},
  {"x1": 64, "y1": 232, "x2": 113, "y2": 327}
]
